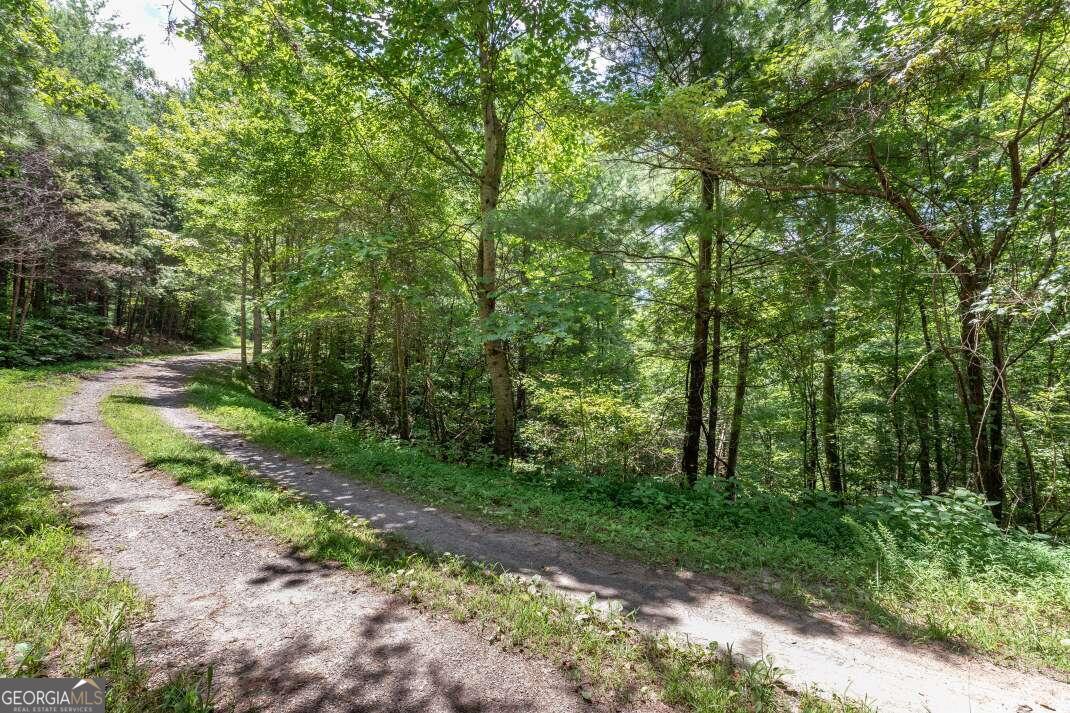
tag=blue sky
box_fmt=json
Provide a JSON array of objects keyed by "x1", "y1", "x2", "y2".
[{"x1": 104, "y1": 0, "x2": 198, "y2": 85}]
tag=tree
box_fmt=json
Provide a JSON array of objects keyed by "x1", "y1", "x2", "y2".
[
  {"x1": 691, "y1": 0, "x2": 1070, "y2": 519},
  {"x1": 601, "y1": 0, "x2": 775, "y2": 483},
  {"x1": 189, "y1": 0, "x2": 594, "y2": 456}
]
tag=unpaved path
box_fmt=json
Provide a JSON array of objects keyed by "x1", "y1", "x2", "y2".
[
  {"x1": 41, "y1": 359, "x2": 591, "y2": 713},
  {"x1": 51, "y1": 352, "x2": 1070, "y2": 713}
]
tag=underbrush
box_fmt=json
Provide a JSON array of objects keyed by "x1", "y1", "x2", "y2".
[
  {"x1": 104, "y1": 385, "x2": 867, "y2": 713},
  {"x1": 0, "y1": 308, "x2": 108, "y2": 367},
  {"x1": 0, "y1": 303, "x2": 230, "y2": 368},
  {"x1": 186, "y1": 366, "x2": 1070, "y2": 673},
  {"x1": 0, "y1": 366, "x2": 217, "y2": 712}
]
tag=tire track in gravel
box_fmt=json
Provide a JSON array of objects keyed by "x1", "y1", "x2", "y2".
[{"x1": 41, "y1": 358, "x2": 592, "y2": 713}]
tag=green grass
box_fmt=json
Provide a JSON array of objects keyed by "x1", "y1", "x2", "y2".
[
  {"x1": 184, "y1": 366, "x2": 1070, "y2": 675},
  {"x1": 0, "y1": 364, "x2": 216, "y2": 712},
  {"x1": 103, "y1": 384, "x2": 868, "y2": 713}
]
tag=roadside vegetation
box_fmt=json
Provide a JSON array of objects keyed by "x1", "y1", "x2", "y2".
[
  {"x1": 187, "y1": 366, "x2": 1070, "y2": 674},
  {"x1": 104, "y1": 384, "x2": 868, "y2": 713},
  {"x1": 0, "y1": 365, "x2": 215, "y2": 711}
]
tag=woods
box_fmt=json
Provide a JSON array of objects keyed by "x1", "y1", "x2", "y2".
[
  {"x1": 125, "y1": 0, "x2": 1068, "y2": 531},
  {"x1": 0, "y1": 0, "x2": 230, "y2": 366},
  {"x1": 0, "y1": 0, "x2": 1066, "y2": 565},
  {"x1": 2, "y1": 0, "x2": 1068, "y2": 531}
]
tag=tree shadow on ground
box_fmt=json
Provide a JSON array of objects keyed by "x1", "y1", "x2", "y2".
[{"x1": 137, "y1": 553, "x2": 555, "y2": 713}]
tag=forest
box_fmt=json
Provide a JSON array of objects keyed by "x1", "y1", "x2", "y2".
[
  {"x1": 7, "y1": 0, "x2": 1064, "y2": 528},
  {"x1": 2, "y1": 0, "x2": 1070, "y2": 711},
  {"x1": 0, "y1": 0, "x2": 231, "y2": 364}
]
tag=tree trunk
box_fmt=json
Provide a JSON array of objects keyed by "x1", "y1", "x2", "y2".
[
  {"x1": 392, "y1": 296, "x2": 410, "y2": 440},
  {"x1": 723, "y1": 334, "x2": 750, "y2": 498},
  {"x1": 30, "y1": 277, "x2": 45, "y2": 316},
  {"x1": 308, "y1": 326, "x2": 320, "y2": 415},
  {"x1": 270, "y1": 235, "x2": 282, "y2": 401},
  {"x1": 16, "y1": 272, "x2": 34, "y2": 340},
  {"x1": 240, "y1": 248, "x2": 248, "y2": 372},
  {"x1": 919, "y1": 298, "x2": 949, "y2": 491},
  {"x1": 705, "y1": 175, "x2": 724, "y2": 478},
  {"x1": 125, "y1": 291, "x2": 137, "y2": 340},
  {"x1": 515, "y1": 243, "x2": 532, "y2": 428},
  {"x1": 8, "y1": 263, "x2": 22, "y2": 339},
  {"x1": 891, "y1": 280, "x2": 907, "y2": 483},
  {"x1": 357, "y1": 281, "x2": 380, "y2": 419},
  {"x1": 114, "y1": 283, "x2": 126, "y2": 328},
  {"x1": 820, "y1": 184, "x2": 844, "y2": 495},
  {"x1": 0, "y1": 262, "x2": 7, "y2": 317},
  {"x1": 683, "y1": 171, "x2": 716, "y2": 482},
  {"x1": 477, "y1": 31, "x2": 515, "y2": 460},
  {"x1": 957, "y1": 276, "x2": 1004, "y2": 520},
  {"x1": 137, "y1": 295, "x2": 150, "y2": 344},
  {"x1": 985, "y1": 317, "x2": 1007, "y2": 523},
  {"x1": 805, "y1": 380, "x2": 819, "y2": 489},
  {"x1": 913, "y1": 398, "x2": 933, "y2": 495},
  {"x1": 252, "y1": 235, "x2": 263, "y2": 362},
  {"x1": 822, "y1": 267, "x2": 843, "y2": 494}
]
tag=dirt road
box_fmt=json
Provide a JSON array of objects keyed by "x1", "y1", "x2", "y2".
[
  {"x1": 41, "y1": 358, "x2": 589, "y2": 713},
  {"x1": 46, "y1": 352, "x2": 1070, "y2": 712}
]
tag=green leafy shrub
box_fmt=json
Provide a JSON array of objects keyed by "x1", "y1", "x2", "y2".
[
  {"x1": 854, "y1": 487, "x2": 1067, "y2": 577},
  {"x1": 0, "y1": 306, "x2": 106, "y2": 367},
  {"x1": 518, "y1": 378, "x2": 675, "y2": 475}
]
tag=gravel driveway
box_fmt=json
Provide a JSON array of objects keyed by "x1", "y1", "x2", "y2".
[
  {"x1": 44, "y1": 352, "x2": 1070, "y2": 713},
  {"x1": 41, "y1": 358, "x2": 590, "y2": 713}
]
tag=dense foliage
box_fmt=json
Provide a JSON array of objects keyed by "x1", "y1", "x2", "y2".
[
  {"x1": 122, "y1": 0, "x2": 1070, "y2": 535},
  {"x1": 0, "y1": 0, "x2": 230, "y2": 366}
]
